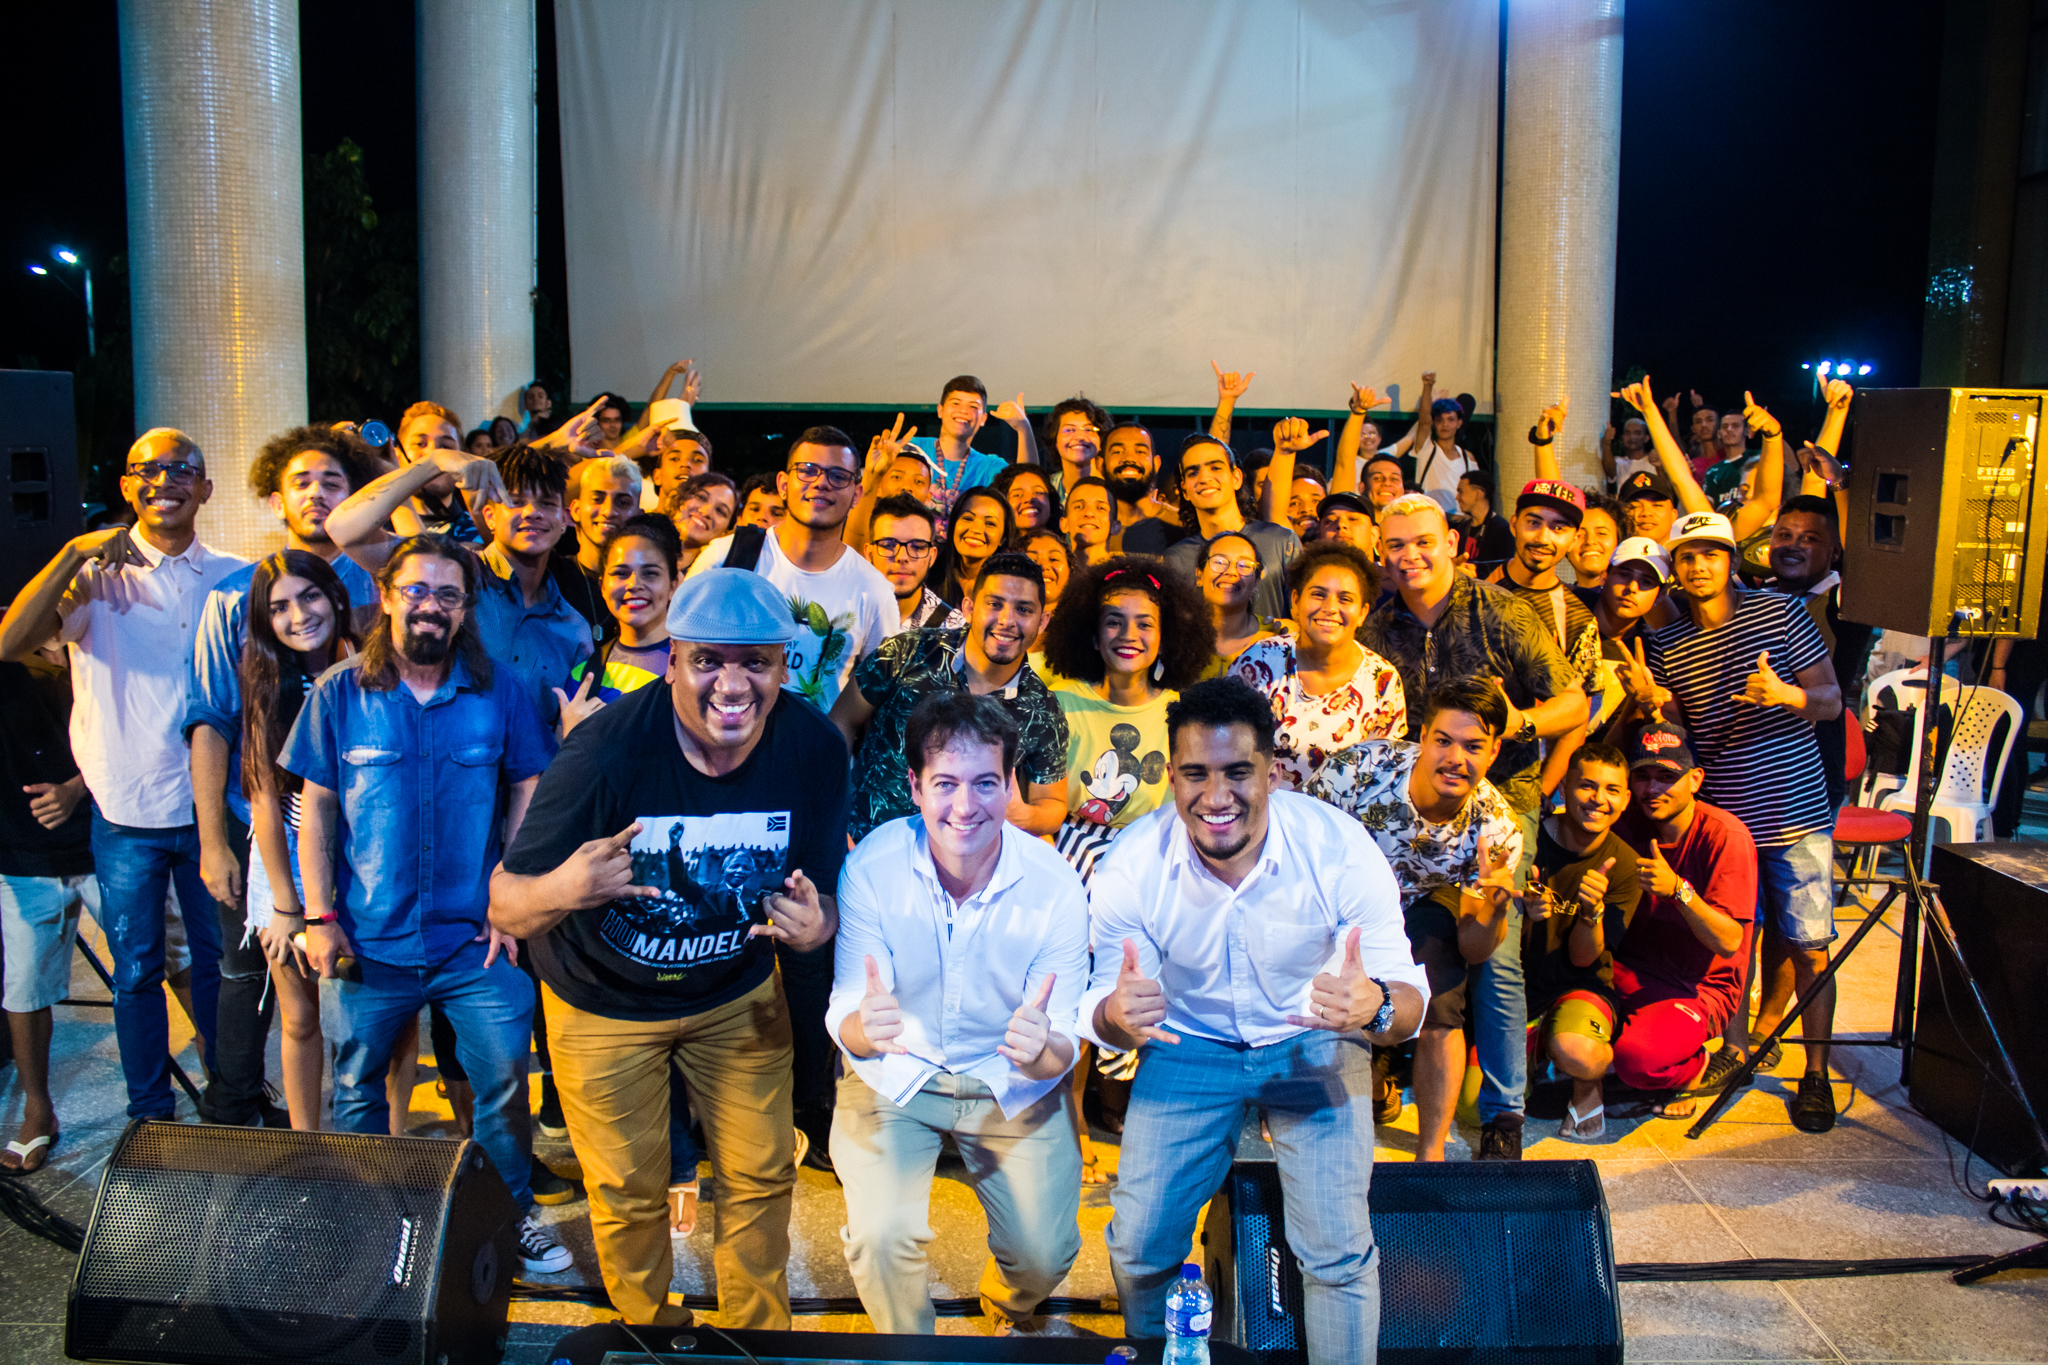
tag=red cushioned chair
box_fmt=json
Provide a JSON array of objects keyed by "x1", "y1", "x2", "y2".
[{"x1": 1834, "y1": 711, "x2": 1913, "y2": 893}]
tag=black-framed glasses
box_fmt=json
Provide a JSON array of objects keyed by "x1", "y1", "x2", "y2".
[
  {"x1": 789, "y1": 462, "x2": 859, "y2": 490},
  {"x1": 872, "y1": 537, "x2": 935, "y2": 559},
  {"x1": 393, "y1": 584, "x2": 472, "y2": 609},
  {"x1": 126, "y1": 460, "x2": 202, "y2": 485}
]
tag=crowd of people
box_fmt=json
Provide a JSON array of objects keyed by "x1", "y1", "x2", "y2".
[{"x1": 0, "y1": 356, "x2": 1917, "y2": 1357}]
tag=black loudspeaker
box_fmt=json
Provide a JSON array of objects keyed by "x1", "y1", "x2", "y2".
[
  {"x1": 0, "y1": 368, "x2": 85, "y2": 606},
  {"x1": 1840, "y1": 387, "x2": 2047, "y2": 638},
  {"x1": 1910, "y1": 843, "x2": 2048, "y2": 1176},
  {"x1": 550, "y1": 1322, "x2": 1260, "y2": 1364},
  {"x1": 67, "y1": 1120, "x2": 521, "y2": 1365},
  {"x1": 1202, "y1": 1155, "x2": 1621, "y2": 1365}
]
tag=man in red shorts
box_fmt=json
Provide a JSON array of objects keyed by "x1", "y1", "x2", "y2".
[{"x1": 1610, "y1": 722, "x2": 1756, "y2": 1120}]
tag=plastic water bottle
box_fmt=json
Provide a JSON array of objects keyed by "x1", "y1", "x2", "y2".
[{"x1": 1164, "y1": 1262, "x2": 1213, "y2": 1364}]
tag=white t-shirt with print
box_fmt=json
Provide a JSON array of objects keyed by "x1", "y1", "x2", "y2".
[{"x1": 687, "y1": 528, "x2": 901, "y2": 711}]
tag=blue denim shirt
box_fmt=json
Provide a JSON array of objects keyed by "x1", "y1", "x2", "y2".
[
  {"x1": 181, "y1": 554, "x2": 381, "y2": 824},
  {"x1": 472, "y1": 543, "x2": 592, "y2": 727},
  {"x1": 278, "y1": 653, "x2": 557, "y2": 967}
]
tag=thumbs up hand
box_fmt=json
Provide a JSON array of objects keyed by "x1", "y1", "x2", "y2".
[
  {"x1": 1732, "y1": 651, "x2": 1798, "y2": 709},
  {"x1": 1642, "y1": 842, "x2": 1682, "y2": 898},
  {"x1": 1576, "y1": 857, "x2": 1617, "y2": 913},
  {"x1": 856, "y1": 955, "x2": 909, "y2": 1056},
  {"x1": 1287, "y1": 928, "x2": 1384, "y2": 1033},
  {"x1": 997, "y1": 973, "x2": 1060, "y2": 1069},
  {"x1": 1105, "y1": 938, "x2": 1180, "y2": 1046}
]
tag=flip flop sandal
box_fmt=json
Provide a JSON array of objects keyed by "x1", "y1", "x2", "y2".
[
  {"x1": 2, "y1": 1132, "x2": 58, "y2": 1175},
  {"x1": 1651, "y1": 1094, "x2": 1700, "y2": 1120},
  {"x1": 667, "y1": 1181, "x2": 699, "y2": 1238},
  {"x1": 1559, "y1": 1103, "x2": 1606, "y2": 1141},
  {"x1": 1080, "y1": 1150, "x2": 1112, "y2": 1186}
]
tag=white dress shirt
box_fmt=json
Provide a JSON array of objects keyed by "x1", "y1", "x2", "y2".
[
  {"x1": 58, "y1": 536, "x2": 249, "y2": 829},
  {"x1": 1078, "y1": 791, "x2": 1429, "y2": 1049},
  {"x1": 828, "y1": 816, "x2": 1090, "y2": 1118}
]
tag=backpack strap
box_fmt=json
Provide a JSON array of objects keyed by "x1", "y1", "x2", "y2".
[{"x1": 721, "y1": 524, "x2": 769, "y2": 573}]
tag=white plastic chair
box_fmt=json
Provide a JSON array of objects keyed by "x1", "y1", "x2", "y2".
[
  {"x1": 1876, "y1": 682, "x2": 2023, "y2": 872},
  {"x1": 1858, "y1": 667, "x2": 1961, "y2": 810}
]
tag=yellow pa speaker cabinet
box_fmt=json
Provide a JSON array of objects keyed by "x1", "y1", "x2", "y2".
[{"x1": 1840, "y1": 388, "x2": 2046, "y2": 638}]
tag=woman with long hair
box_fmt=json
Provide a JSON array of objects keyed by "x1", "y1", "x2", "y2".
[
  {"x1": 933, "y1": 487, "x2": 1014, "y2": 606},
  {"x1": 241, "y1": 550, "x2": 361, "y2": 1129},
  {"x1": 1230, "y1": 540, "x2": 1405, "y2": 792},
  {"x1": 1017, "y1": 527, "x2": 1078, "y2": 674},
  {"x1": 662, "y1": 471, "x2": 738, "y2": 572},
  {"x1": 992, "y1": 462, "x2": 1061, "y2": 534},
  {"x1": 1197, "y1": 529, "x2": 1285, "y2": 676}
]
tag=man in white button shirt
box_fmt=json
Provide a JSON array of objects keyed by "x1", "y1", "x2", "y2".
[
  {"x1": 0, "y1": 429, "x2": 249, "y2": 1120},
  {"x1": 1081, "y1": 676, "x2": 1428, "y2": 1365},
  {"x1": 827, "y1": 691, "x2": 1090, "y2": 1336}
]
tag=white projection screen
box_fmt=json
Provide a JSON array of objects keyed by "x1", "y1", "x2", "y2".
[{"x1": 558, "y1": 0, "x2": 1499, "y2": 411}]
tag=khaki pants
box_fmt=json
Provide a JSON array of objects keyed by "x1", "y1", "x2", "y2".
[{"x1": 543, "y1": 973, "x2": 795, "y2": 1328}]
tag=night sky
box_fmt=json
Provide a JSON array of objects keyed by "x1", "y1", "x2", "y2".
[{"x1": 3, "y1": 0, "x2": 1941, "y2": 448}]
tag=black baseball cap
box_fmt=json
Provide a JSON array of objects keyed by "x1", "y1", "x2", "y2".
[
  {"x1": 1316, "y1": 490, "x2": 1373, "y2": 520},
  {"x1": 1617, "y1": 469, "x2": 1676, "y2": 505},
  {"x1": 1626, "y1": 721, "x2": 1698, "y2": 774}
]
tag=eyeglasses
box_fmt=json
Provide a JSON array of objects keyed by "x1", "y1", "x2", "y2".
[
  {"x1": 1204, "y1": 555, "x2": 1260, "y2": 577},
  {"x1": 871, "y1": 537, "x2": 935, "y2": 559},
  {"x1": 126, "y1": 460, "x2": 202, "y2": 485},
  {"x1": 789, "y1": 462, "x2": 859, "y2": 490},
  {"x1": 1057, "y1": 423, "x2": 1100, "y2": 437},
  {"x1": 392, "y1": 584, "x2": 471, "y2": 609}
]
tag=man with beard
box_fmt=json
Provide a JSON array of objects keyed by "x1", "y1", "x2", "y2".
[
  {"x1": 1483, "y1": 476, "x2": 1602, "y2": 793},
  {"x1": 1, "y1": 429, "x2": 251, "y2": 1124},
  {"x1": 828, "y1": 692, "x2": 1090, "y2": 1335},
  {"x1": 1361, "y1": 494, "x2": 1586, "y2": 1159},
  {"x1": 1084, "y1": 677, "x2": 1427, "y2": 1364},
  {"x1": 550, "y1": 456, "x2": 645, "y2": 643},
  {"x1": 466, "y1": 446, "x2": 594, "y2": 727},
  {"x1": 492, "y1": 568, "x2": 848, "y2": 1328},
  {"x1": 864, "y1": 495, "x2": 963, "y2": 631},
  {"x1": 280, "y1": 535, "x2": 568, "y2": 1271},
  {"x1": 181, "y1": 424, "x2": 378, "y2": 1125},
  {"x1": 1634, "y1": 510, "x2": 1844, "y2": 1133},
  {"x1": 1104, "y1": 423, "x2": 1180, "y2": 556},
  {"x1": 831, "y1": 553, "x2": 1068, "y2": 841},
  {"x1": 1307, "y1": 680, "x2": 1525, "y2": 1162},
  {"x1": 1161, "y1": 435, "x2": 1304, "y2": 620},
  {"x1": 688, "y1": 427, "x2": 900, "y2": 713}
]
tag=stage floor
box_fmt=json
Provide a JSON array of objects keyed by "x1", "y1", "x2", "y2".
[{"x1": 6, "y1": 847, "x2": 2048, "y2": 1364}]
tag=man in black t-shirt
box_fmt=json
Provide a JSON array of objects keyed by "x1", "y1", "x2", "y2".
[
  {"x1": 492, "y1": 568, "x2": 849, "y2": 1330},
  {"x1": 1452, "y1": 469, "x2": 1515, "y2": 572}
]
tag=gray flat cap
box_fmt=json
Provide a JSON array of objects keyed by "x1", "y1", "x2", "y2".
[{"x1": 666, "y1": 567, "x2": 801, "y2": 645}]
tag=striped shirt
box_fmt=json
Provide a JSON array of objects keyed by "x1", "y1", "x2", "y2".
[{"x1": 1644, "y1": 590, "x2": 1831, "y2": 848}]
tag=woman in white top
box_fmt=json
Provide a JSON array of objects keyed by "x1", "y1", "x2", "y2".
[{"x1": 1230, "y1": 541, "x2": 1406, "y2": 791}]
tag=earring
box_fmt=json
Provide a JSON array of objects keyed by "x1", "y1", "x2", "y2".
[{"x1": 1153, "y1": 659, "x2": 1165, "y2": 682}]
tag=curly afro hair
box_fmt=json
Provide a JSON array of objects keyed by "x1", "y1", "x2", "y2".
[
  {"x1": 247, "y1": 424, "x2": 376, "y2": 499},
  {"x1": 1038, "y1": 554, "x2": 1215, "y2": 691}
]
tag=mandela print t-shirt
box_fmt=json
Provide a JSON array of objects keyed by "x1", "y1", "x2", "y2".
[
  {"x1": 502, "y1": 681, "x2": 852, "y2": 1021},
  {"x1": 686, "y1": 526, "x2": 900, "y2": 711}
]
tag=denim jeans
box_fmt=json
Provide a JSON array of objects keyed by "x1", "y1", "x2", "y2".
[
  {"x1": 1470, "y1": 807, "x2": 1537, "y2": 1125},
  {"x1": 1757, "y1": 830, "x2": 1838, "y2": 949},
  {"x1": 91, "y1": 808, "x2": 223, "y2": 1119},
  {"x1": 321, "y1": 938, "x2": 535, "y2": 1208},
  {"x1": 831, "y1": 1070, "x2": 1081, "y2": 1334},
  {"x1": 1108, "y1": 1030, "x2": 1379, "y2": 1365}
]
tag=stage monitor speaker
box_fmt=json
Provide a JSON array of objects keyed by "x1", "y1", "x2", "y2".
[
  {"x1": 1839, "y1": 387, "x2": 2046, "y2": 638},
  {"x1": 66, "y1": 1120, "x2": 521, "y2": 1365},
  {"x1": 1910, "y1": 842, "x2": 2048, "y2": 1176},
  {"x1": 1203, "y1": 1156, "x2": 1621, "y2": 1365},
  {"x1": 0, "y1": 368, "x2": 85, "y2": 607}
]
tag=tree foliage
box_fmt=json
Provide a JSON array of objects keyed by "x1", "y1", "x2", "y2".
[{"x1": 305, "y1": 138, "x2": 419, "y2": 423}]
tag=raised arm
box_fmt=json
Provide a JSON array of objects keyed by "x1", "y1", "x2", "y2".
[
  {"x1": 326, "y1": 448, "x2": 507, "y2": 573},
  {"x1": 1612, "y1": 376, "x2": 1712, "y2": 515},
  {"x1": 1330, "y1": 384, "x2": 1384, "y2": 496},
  {"x1": 1814, "y1": 378, "x2": 1853, "y2": 457},
  {"x1": 845, "y1": 415, "x2": 918, "y2": 549},
  {"x1": 1209, "y1": 362, "x2": 1254, "y2": 443},
  {"x1": 1530, "y1": 396, "x2": 1568, "y2": 482},
  {"x1": 0, "y1": 526, "x2": 142, "y2": 662},
  {"x1": 1264, "y1": 417, "x2": 1327, "y2": 525},
  {"x1": 1599, "y1": 422, "x2": 1618, "y2": 484},
  {"x1": 991, "y1": 393, "x2": 1037, "y2": 466},
  {"x1": 1730, "y1": 391, "x2": 1786, "y2": 541},
  {"x1": 1390, "y1": 372, "x2": 1436, "y2": 457}
]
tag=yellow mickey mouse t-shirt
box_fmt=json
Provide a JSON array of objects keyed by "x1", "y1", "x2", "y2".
[{"x1": 1049, "y1": 681, "x2": 1177, "y2": 831}]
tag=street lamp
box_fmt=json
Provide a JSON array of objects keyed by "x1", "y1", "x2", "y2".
[{"x1": 30, "y1": 245, "x2": 96, "y2": 357}]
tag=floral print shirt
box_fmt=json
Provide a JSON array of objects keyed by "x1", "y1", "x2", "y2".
[
  {"x1": 1303, "y1": 739, "x2": 1523, "y2": 906},
  {"x1": 1229, "y1": 636, "x2": 1407, "y2": 790}
]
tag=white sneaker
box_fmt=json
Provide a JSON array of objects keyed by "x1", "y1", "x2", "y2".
[{"x1": 518, "y1": 1213, "x2": 573, "y2": 1274}]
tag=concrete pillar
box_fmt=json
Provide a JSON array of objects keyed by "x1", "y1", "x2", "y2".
[
  {"x1": 418, "y1": 0, "x2": 537, "y2": 434},
  {"x1": 1495, "y1": 0, "x2": 1625, "y2": 496},
  {"x1": 118, "y1": 0, "x2": 307, "y2": 561}
]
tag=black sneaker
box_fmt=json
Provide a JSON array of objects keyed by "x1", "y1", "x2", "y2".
[
  {"x1": 529, "y1": 1159, "x2": 579, "y2": 1206},
  {"x1": 517, "y1": 1214, "x2": 573, "y2": 1274},
  {"x1": 1790, "y1": 1075, "x2": 1837, "y2": 1133},
  {"x1": 536, "y1": 1074, "x2": 568, "y2": 1139},
  {"x1": 1476, "y1": 1117, "x2": 1523, "y2": 1161},
  {"x1": 795, "y1": 1108, "x2": 834, "y2": 1174},
  {"x1": 1372, "y1": 1051, "x2": 1404, "y2": 1126}
]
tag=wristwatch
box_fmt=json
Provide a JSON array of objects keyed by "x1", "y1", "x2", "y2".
[
  {"x1": 1367, "y1": 977, "x2": 1396, "y2": 1036},
  {"x1": 1512, "y1": 713, "x2": 1537, "y2": 745},
  {"x1": 1675, "y1": 880, "x2": 1697, "y2": 908}
]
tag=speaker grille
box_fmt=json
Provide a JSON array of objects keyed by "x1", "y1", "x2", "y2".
[{"x1": 70, "y1": 1124, "x2": 468, "y2": 1365}]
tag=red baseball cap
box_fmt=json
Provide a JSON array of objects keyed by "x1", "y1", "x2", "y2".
[{"x1": 1516, "y1": 478, "x2": 1586, "y2": 529}]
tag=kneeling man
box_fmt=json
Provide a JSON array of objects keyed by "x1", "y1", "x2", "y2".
[
  {"x1": 1083, "y1": 677, "x2": 1428, "y2": 1364},
  {"x1": 827, "y1": 692, "x2": 1091, "y2": 1335}
]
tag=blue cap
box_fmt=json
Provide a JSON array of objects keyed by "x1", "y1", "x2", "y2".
[
  {"x1": 665, "y1": 567, "x2": 801, "y2": 645},
  {"x1": 1181, "y1": 1263, "x2": 1202, "y2": 1279}
]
